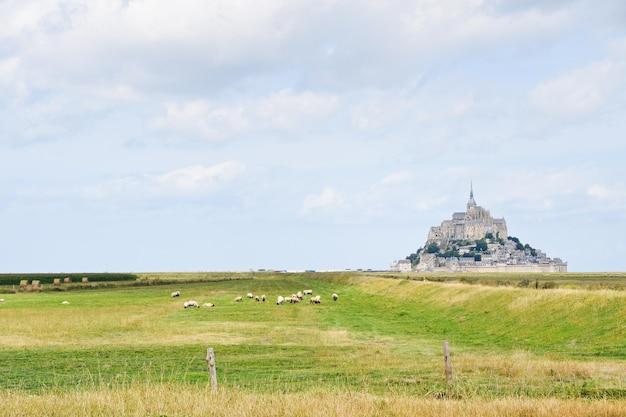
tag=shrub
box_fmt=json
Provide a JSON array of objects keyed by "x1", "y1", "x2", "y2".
[
  {"x1": 426, "y1": 243, "x2": 440, "y2": 254},
  {"x1": 0, "y1": 273, "x2": 137, "y2": 286},
  {"x1": 517, "y1": 279, "x2": 530, "y2": 287},
  {"x1": 475, "y1": 239, "x2": 488, "y2": 252}
]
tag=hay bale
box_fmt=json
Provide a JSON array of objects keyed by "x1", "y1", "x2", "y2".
[
  {"x1": 19, "y1": 280, "x2": 27, "y2": 288},
  {"x1": 81, "y1": 277, "x2": 89, "y2": 284},
  {"x1": 53, "y1": 278, "x2": 61, "y2": 286},
  {"x1": 63, "y1": 277, "x2": 71, "y2": 284},
  {"x1": 31, "y1": 280, "x2": 42, "y2": 291}
]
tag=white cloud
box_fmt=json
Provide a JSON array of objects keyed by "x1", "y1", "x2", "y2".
[
  {"x1": 153, "y1": 91, "x2": 338, "y2": 141},
  {"x1": 530, "y1": 60, "x2": 625, "y2": 116},
  {"x1": 414, "y1": 196, "x2": 448, "y2": 212},
  {"x1": 586, "y1": 183, "x2": 626, "y2": 206},
  {"x1": 2, "y1": 0, "x2": 578, "y2": 97},
  {"x1": 0, "y1": 56, "x2": 28, "y2": 100},
  {"x1": 83, "y1": 161, "x2": 245, "y2": 199},
  {"x1": 155, "y1": 162, "x2": 245, "y2": 194},
  {"x1": 0, "y1": 57, "x2": 19, "y2": 85},
  {"x1": 350, "y1": 91, "x2": 475, "y2": 131},
  {"x1": 152, "y1": 100, "x2": 248, "y2": 141},
  {"x1": 379, "y1": 171, "x2": 414, "y2": 186},
  {"x1": 301, "y1": 187, "x2": 346, "y2": 214}
]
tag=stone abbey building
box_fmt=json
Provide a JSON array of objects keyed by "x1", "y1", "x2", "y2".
[
  {"x1": 391, "y1": 187, "x2": 567, "y2": 273},
  {"x1": 427, "y1": 186, "x2": 507, "y2": 245}
]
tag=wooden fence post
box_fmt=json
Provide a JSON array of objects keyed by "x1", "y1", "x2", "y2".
[
  {"x1": 443, "y1": 340, "x2": 453, "y2": 385},
  {"x1": 206, "y1": 347, "x2": 218, "y2": 392}
]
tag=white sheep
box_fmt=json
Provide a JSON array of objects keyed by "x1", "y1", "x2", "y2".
[
  {"x1": 202, "y1": 302, "x2": 215, "y2": 308},
  {"x1": 261, "y1": 294, "x2": 266, "y2": 302},
  {"x1": 0, "y1": 299, "x2": 4, "y2": 303},
  {"x1": 276, "y1": 295, "x2": 285, "y2": 305},
  {"x1": 246, "y1": 292, "x2": 254, "y2": 298},
  {"x1": 296, "y1": 291, "x2": 303, "y2": 299},
  {"x1": 332, "y1": 293, "x2": 338, "y2": 301},
  {"x1": 310, "y1": 295, "x2": 321, "y2": 304},
  {"x1": 184, "y1": 300, "x2": 199, "y2": 308},
  {"x1": 255, "y1": 296, "x2": 260, "y2": 302},
  {"x1": 61, "y1": 300, "x2": 70, "y2": 305},
  {"x1": 171, "y1": 291, "x2": 181, "y2": 298},
  {"x1": 303, "y1": 289, "x2": 313, "y2": 295},
  {"x1": 290, "y1": 296, "x2": 300, "y2": 303},
  {"x1": 235, "y1": 296, "x2": 243, "y2": 302}
]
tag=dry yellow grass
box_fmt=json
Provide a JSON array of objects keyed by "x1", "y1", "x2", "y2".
[
  {"x1": 1, "y1": 385, "x2": 624, "y2": 417},
  {"x1": 455, "y1": 351, "x2": 626, "y2": 382}
]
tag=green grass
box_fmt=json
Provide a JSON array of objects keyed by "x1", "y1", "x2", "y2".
[{"x1": 0, "y1": 273, "x2": 624, "y2": 398}]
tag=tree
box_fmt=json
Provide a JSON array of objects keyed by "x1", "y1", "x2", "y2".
[
  {"x1": 516, "y1": 242, "x2": 524, "y2": 251},
  {"x1": 426, "y1": 243, "x2": 440, "y2": 254},
  {"x1": 406, "y1": 248, "x2": 422, "y2": 266},
  {"x1": 485, "y1": 232, "x2": 494, "y2": 240},
  {"x1": 475, "y1": 239, "x2": 488, "y2": 252},
  {"x1": 439, "y1": 249, "x2": 460, "y2": 258},
  {"x1": 508, "y1": 236, "x2": 520, "y2": 244}
]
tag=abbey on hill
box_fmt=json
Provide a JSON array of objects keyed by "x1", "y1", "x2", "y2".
[{"x1": 391, "y1": 186, "x2": 567, "y2": 273}]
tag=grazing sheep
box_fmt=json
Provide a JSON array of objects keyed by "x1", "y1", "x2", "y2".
[
  {"x1": 61, "y1": 301, "x2": 70, "y2": 305},
  {"x1": 290, "y1": 296, "x2": 300, "y2": 303},
  {"x1": 0, "y1": 299, "x2": 4, "y2": 303},
  {"x1": 184, "y1": 300, "x2": 199, "y2": 309},
  {"x1": 296, "y1": 291, "x2": 303, "y2": 299},
  {"x1": 276, "y1": 295, "x2": 285, "y2": 305},
  {"x1": 202, "y1": 302, "x2": 215, "y2": 308},
  {"x1": 332, "y1": 293, "x2": 338, "y2": 301},
  {"x1": 171, "y1": 291, "x2": 181, "y2": 298},
  {"x1": 310, "y1": 295, "x2": 321, "y2": 304},
  {"x1": 246, "y1": 292, "x2": 254, "y2": 299},
  {"x1": 303, "y1": 289, "x2": 313, "y2": 295},
  {"x1": 235, "y1": 296, "x2": 243, "y2": 302},
  {"x1": 261, "y1": 294, "x2": 266, "y2": 302},
  {"x1": 255, "y1": 296, "x2": 260, "y2": 302}
]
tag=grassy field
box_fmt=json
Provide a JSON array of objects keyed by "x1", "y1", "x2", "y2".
[
  {"x1": 0, "y1": 272, "x2": 624, "y2": 416},
  {"x1": 378, "y1": 271, "x2": 626, "y2": 290}
]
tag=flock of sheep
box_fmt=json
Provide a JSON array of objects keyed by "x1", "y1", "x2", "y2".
[{"x1": 171, "y1": 289, "x2": 338, "y2": 309}]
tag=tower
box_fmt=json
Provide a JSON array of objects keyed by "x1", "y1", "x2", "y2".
[{"x1": 467, "y1": 181, "x2": 476, "y2": 209}]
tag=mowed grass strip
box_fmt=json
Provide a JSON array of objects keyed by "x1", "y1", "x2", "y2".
[{"x1": 1, "y1": 345, "x2": 623, "y2": 398}]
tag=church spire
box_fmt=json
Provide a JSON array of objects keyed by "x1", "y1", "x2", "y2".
[{"x1": 467, "y1": 181, "x2": 477, "y2": 208}]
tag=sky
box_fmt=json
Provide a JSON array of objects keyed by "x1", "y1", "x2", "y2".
[{"x1": 1, "y1": 0, "x2": 626, "y2": 272}]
